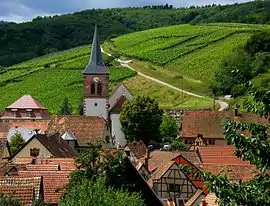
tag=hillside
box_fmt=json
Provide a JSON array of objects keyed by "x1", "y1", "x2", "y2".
[
  {"x1": 106, "y1": 23, "x2": 270, "y2": 96},
  {"x1": 1, "y1": 1, "x2": 270, "y2": 66},
  {"x1": 0, "y1": 44, "x2": 212, "y2": 114}
]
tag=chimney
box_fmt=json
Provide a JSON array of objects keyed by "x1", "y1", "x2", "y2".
[
  {"x1": 202, "y1": 199, "x2": 208, "y2": 206},
  {"x1": 144, "y1": 148, "x2": 150, "y2": 170}
]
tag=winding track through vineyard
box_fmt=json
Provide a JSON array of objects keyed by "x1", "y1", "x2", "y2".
[{"x1": 101, "y1": 47, "x2": 229, "y2": 111}]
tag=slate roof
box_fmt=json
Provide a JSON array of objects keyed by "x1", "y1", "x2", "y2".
[
  {"x1": 83, "y1": 25, "x2": 109, "y2": 75},
  {"x1": 7, "y1": 127, "x2": 37, "y2": 142},
  {"x1": 182, "y1": 110, "x2": 268, "y2": 139},
  {"x1": 0, "y1": 176, "x2": 42, "y2": 205},
  {"x1": 7, "y1": 95, "x2": 47, "y2": 109},
  {"x1": 19, "y1": 171, "x2": 70, "y2": 204},
  {"x1": 145, "y1": 150, "x2": 201, "y2": 172},
  {"x1": 48, "y1": 116, "x2": 107, "y2": 146}
]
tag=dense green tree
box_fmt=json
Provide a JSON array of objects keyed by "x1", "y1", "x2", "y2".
[
  {"x1": 0, "y1": 194, "x2": 20, "y2": 206},
  {"x1": 170, "y1": 139, "x2": 187, "y2": 151},
  {"x1": 60, "y1": 178, "x2": 145, "y2": 206},
  {"x1": 160, "y1": 115, "x2": 178, "y2": 143},
  {"x1": 120, "y1": 96, "x2": 163, "y2": 144},
  {"x1": 245, "y1": 31, "x2": 270, "y2": 56},
  {"x1": 58, "y1": 96, "x2": 73, "y2": 115},
  {"x1": 9, "y1": 132, "x2": 25, "y2": 154},
  {"x1": 183, "y1": 86, "x2": 270, "y2": 206}
]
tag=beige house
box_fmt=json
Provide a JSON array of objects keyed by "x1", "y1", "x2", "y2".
[{"x1": 11, "y1": 134, "x2": 76, "y2": 162}]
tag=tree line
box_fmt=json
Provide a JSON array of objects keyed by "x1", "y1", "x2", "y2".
[{"x1": 1, "y1": 1, "x2": 270, "y2": 66}]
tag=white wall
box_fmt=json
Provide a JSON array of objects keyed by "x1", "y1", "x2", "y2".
[
  {"x1": 110, "y1": 114, "x2": 126, "y2": 146},
  {"x1": 84, "y1": 98, "x2": 107, "y2": 119},
  {"x1": 109, "y1": 84, "x2": 133, "y2": 110}
]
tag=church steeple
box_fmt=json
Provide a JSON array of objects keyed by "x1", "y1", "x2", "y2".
[{"x1": 83, "y1": 25, "x2": 109, "y2": 75}]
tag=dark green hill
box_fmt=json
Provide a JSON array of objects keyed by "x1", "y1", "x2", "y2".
[{"x1": 1, "y1": 1, "x2": 270, "y2": 66}]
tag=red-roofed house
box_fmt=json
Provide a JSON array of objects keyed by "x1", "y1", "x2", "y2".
[
  {"x1": 181, "y1": 110, "x2": 268, "y2": 146},
  {"x1": 0, "y1": 95, "x2": 50, "y2": 121}
]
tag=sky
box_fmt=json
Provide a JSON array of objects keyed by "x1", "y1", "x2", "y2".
[{"x1": 0, "y1": 0, "x2": 253, "y2": 23}]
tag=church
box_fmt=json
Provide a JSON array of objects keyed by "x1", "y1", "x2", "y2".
[{"x1": 82, "y1": 25, "x2": 133, "y2": 147}]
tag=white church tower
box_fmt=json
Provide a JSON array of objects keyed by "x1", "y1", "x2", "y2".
[{"x1": 83, "y1": 25, "x2": 109, "y2": 119}]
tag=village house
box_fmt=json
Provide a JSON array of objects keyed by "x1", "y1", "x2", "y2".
[
  {"x1": 181, "y1": 109, "x2": 268, "y2": 147},
  {"x1": 10, "y1": 133, "x2": 77, "y2": 162},
  {"x1": 0, "y1": 95, "x2": 50, "y2": 122}
]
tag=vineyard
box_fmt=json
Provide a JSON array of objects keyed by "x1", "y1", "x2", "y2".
[{"x1": 106, "y1": 23, "x2": 270, "y2": 95}]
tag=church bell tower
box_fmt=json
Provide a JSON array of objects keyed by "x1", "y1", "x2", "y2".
[{"x1": 82, "y1": 25, "x2": 109, "y2": 119}]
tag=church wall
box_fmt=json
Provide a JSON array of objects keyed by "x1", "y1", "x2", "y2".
[
  {"x1": 84, "y1": 98, "x2": 108, "y2": 119},
  {"x1": 110, "y1": 113, "x2": 126, "y2": 147}
]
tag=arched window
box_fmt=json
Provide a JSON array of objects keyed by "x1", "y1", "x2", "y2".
[
  {"x1": 91, "y1": 83, "x2": 95, "y2": 94},
  {"x1": 97, "y1": 83, "x2": 102, "y2": 95}
]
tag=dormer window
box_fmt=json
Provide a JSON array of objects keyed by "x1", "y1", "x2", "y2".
[
  {"x1": 11, "y1": 109, "x2": 18, "y2": 117},
  {"x1": 26, "y1": 109, "x2": 33, "y2": 117}
]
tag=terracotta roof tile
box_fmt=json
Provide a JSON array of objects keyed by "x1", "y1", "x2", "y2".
[
  {"x1": 13, "y1": 157, "x2": 76, "y2": 171},
  {"x1": 146, "y1": 150, "x2": 201, "y2": 172},
  {"x1": 200, "y1": 193, "x2": 219, "y2": 206},
  {"x1": 198, "y1": 146, "x2": 249, "y2": 165},
  {"x1": 151, "y1": 161, "x2": 175, "y2": 180},
  {"x1": 125, "y1": 141, "x2": 147, "y2": 159},
  {"x1": 48, "y1": 116, "x2": 106, "y2": 146},
  {"x1": 185, "y1": 189, "x2": 204, "y2": 206},
  {"x1": 199, "y1": 164, "x2": 259, "y2": 182},
  {"x1": 8, "y1": 121, "x2": 49, "y2": 133},
  {"x1": 7, "y1": 95, "x2": 47, "y2": 109},
  {"x1": 182, "y1": 111, "x2": 268, "y2": 139},
  {"x1": 0, "y1": 176, "x2": 42, "y2": 205},
  {"x1": 19, "y1": 171, "x2": 70, "y2": 204}
]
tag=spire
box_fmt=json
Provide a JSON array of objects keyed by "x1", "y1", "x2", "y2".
[{"x1": 83, "y1": 25, "x2": 109, "y2": 75}]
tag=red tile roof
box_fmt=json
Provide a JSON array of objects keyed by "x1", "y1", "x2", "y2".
[
  {"x1": 151, "y1": 161, "x2": 175, "y2": 180},
  {"x1": 197, "y1": 146, "x2": 249, "y2": 165},
  {"x1": 182, "y1": 110, "x2": 268, "y2": 139},
  {"x1": 200, "y1": 193, "x2": 219, "y2": 206},
  {"x1": 7, "y1": 95, "x2": 47, "y2": 109},
  {"x1": 125, "y1": 141, "x2": 147, "y2": 159},
  {"x1": 12, "y1": 157, "x2": 77, "y2": 171},
  {"x1": 199, "y1": 164, "x2": 259, "y2": 182},
  {"x1": 146, "y1": 150, "x2": 201, "y2": 172},
  {"x1": 48, "y1": 116, "x2": 107, "y2": 146},
  {"x1": 0, "y1": 177, "x2": 42, "y2": 205},
  {"x1": 19, "y1": 171, "x2": 70, "y2": 204},
  {"x1": 185, "y1": 189, "x2": 204, "y2": 206},
  {"x1": 8, "y1": 121, "x2": 49, "y2": 133}
]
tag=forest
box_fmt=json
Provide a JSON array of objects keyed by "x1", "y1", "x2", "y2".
[{"x1": 1, "y1": 1, "x2": 270, "y2": 66}]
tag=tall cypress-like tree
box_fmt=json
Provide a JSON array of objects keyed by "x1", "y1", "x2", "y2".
[
  {"x1": 58, "y1": 96, "x2": 73, "y2": 115},
  {"x1": 9, "y1": 132, "x2": 25, "y2": 155}
]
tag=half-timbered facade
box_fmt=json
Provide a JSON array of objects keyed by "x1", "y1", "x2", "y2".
[{"x1": 150, "y1": 161, "x2": 197, "y2": 206}]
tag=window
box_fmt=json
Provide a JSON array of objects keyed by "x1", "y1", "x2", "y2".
[
  {"x1": 168, "y1": 184, "x2": 180, "y2": 192},
  {"x1": 26, "y1": 110, "x2": 33, "y2": 117},
  {"x1": 97, "y1": 83, "x2": 102, "y2": 95},
  {"x1": 12, "y1": 111, "x2": 17, "y2": 117},
  {"x1": 208, "y1": 140, "x2": 216, "y2": 145},
  {"x1": 30, "y1": 148, "x2": 40, "y2": 157},
  {"x1": 94, "y1": 103, "x2": 98, "y2": 107},
  {"x1": 91, "y1": 83, "x2": 95, "y2": 94}
]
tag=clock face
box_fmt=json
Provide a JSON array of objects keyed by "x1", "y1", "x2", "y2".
[{"x1": 93, "y1": 77, "x2": 99, "y2": 83}]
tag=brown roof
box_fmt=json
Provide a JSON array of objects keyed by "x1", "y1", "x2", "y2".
[
  {"x1": 7, "y1": 95, "x2": 47, "y2": 109},
  {"x1": 48, "y1": 116, "x2": 107, "y2": 146},
  {"x1": 146, "y1": 150, "x2": 201, "y2": 172},
  {"x1": 12, "y1": 157, "x2": 76, "y2": 171},
  {"x1": 19, "y1": 171, "x2": 70, "y2": 204},
  {"x1": 197, "y1": 146, "x2": 250, "y2": 165},
  {"x1": 182, "y1": 110, "x2": 268, "y2": 139},
  {"x1": 8, "y1": 121, "x2": 49, "y2": 133},
  {"x1": 125, "y1": 141, "x2": 147, "y2": 159},
  {"x1": 151, "y1": 161, "x2": 175, "y2": 180},
  {"x1": 185, "y1": 189, "x2": 204, "y2": 206},
  {"x1": 0, "y1": 176, "x2": 42, "y2": 205},
  {"x1": 0, "y1": 123, "x2": 9, "y2": 139},
  {"x1": 200, "y1": 193, "x2": 219, "y2": 206},
  {"x1": 199, "y1": 164, "x2": 259, "y2": 182}
]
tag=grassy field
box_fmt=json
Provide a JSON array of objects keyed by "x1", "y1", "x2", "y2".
[{"x1": 106, "y1": 23, "x2": 270, "y2": 96}]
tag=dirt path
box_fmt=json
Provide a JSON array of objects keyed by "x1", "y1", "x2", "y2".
[{"x1": 101, "y1": 47, "x2": 229, "y2": 111}]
